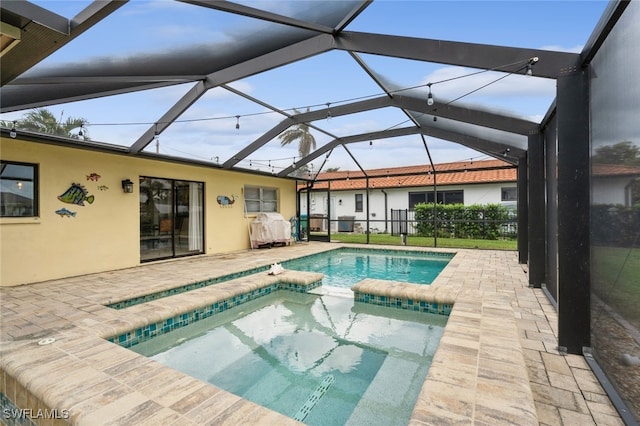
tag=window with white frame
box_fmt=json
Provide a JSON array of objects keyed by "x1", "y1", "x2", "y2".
[{"x1": 244, "y1": 186, "x2": 278, "y2": 213}]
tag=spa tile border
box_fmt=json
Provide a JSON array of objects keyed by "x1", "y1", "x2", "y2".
[
  {"x1": 108, "y1": 279, "x2": 322, "y2": 348},
  {"x1": 106, "y1": 265, "x2": 273, "y2": 309},
  {"x1": 353, "y1": 291, "x2": 452, "y2": 315}
]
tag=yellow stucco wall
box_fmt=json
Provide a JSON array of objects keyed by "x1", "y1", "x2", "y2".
[{"x1": 0, "y1": 137, "x2": 297, "y2": 286}]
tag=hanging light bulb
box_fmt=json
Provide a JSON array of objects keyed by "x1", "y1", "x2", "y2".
[
  {"x1": 154, "y1": 124, "x2": 160, "y2": 154},
  {"x1": 235, "y1": 115, "x2": 240, "y2": 130},
  {"x1": 426, "y1": 83, "x2": 434, "y2": 106},
  {"x1": 326, "y1": 103, "x2": 332, "y2": 119},
  {"x1": 525, "y1": 57, "x2": 538, "y2": 76},
  {"x1": 10, "y1": 121, "x2": 17, "y2": 138},
  {"x1": 369, "y1": 140, "x2": 373, "y2": 146}
]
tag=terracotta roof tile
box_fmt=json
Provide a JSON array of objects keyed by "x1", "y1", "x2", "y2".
[
  {"x1": 307, "y1": 159, "x2": 516, "y2": 190},
  {"x1": 592, "y1": 163, "x2": 640, "y2": 176}
]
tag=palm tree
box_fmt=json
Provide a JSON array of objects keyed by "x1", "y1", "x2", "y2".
[
  {"x1": 4, "y1": 108, "x2": 89, "y2": 139},
  {"x1": 278, "y1": 108, "x2": 317, "y2": 159}
]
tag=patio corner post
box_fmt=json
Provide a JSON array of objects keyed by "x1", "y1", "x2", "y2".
[
  {"x1": 517, "y1": 154, "x2": 528, "y2": 264},
  {"x1": 556, "y1": 67, "x2": 591, "y2": 355},
  {"x1": 528, "y1": 133, "x2": 546, "y2": 288}
]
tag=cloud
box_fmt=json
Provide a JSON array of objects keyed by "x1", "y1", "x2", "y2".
[
  {"x1": 538, "y1": 44, "x2": 584, "y2": 54},
  {"x1": 420, "y1": 66, "x2": 556, "y2": 101}
]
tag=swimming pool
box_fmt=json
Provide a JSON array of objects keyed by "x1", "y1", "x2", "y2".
[
  {"x1": 282, "y1": 248, "x2": 452, "y2": 288},
  {"x1": 132, "y1": 290, "x2": 446, "y2": 425}
]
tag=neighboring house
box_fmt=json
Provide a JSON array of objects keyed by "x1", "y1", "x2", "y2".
[
  {"x1": 299, "y1": 159, "x2": 517, "y2": 233},
  {"x1": 592, "y1": 163, "x2": 640, "y2": 206}
]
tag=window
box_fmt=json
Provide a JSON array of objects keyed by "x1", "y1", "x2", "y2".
[
  {"x1": 501, "y1": 187, "x2": 517, "y2": 201},
  {"x1": 355, "y1": 193, "x2": 363, "y2": 212},
  {"x1": 244, "y1": 186, "x2": 278, "y2": 213},
  {"x1": 1, "y1": 161, "x2": 38, "y2": 217},
  {"x1": 409, "y1": 190, "x2": 464, "y2": 209}
]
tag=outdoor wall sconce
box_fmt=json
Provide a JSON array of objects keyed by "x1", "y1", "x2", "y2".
[
  {"x1": 121, "y1": 179, "x2": 134, "y2": 193},
  {"x1": 338, "y1": 199, "x2": 343, "y2": 205}
]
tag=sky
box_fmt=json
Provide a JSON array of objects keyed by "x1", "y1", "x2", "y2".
[{"x1": 1, "y1": 0, "x2": 609, "y2": 175}]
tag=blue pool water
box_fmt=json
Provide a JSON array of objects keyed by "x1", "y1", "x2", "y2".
[
  {"x1": 133, "y1": 291, "x2": 446, "y2": 425},
  {"x1": 282, "y1": 248, "x2": 452, "y2": 288}
]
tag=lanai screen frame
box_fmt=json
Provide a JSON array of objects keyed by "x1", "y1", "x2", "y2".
[{"x1": 1, "y1": 4, "x2": 637, "y2": 418}]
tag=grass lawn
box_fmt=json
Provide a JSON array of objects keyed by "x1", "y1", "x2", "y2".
[
  {"x1": 312, "y1": 232, "x2": 517, "y2": 250},
  {"x1": 591, "y1": 245, "x2": 640, "y2": 325}
]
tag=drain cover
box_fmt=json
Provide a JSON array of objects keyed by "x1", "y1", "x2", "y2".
[{"x1": 293, "y1": 374, "x2": 335, "y2": 422}]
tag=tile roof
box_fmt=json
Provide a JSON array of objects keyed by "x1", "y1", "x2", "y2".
[
  {"x1": 307, "y1": 159, "x2": 516, "y2": 190},
  {"x1": 592, "y1": 162, "x2": 640, "y2": 177}
]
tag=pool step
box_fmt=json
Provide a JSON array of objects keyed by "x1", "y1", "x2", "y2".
[{"x1": 293, "y1": 374, "x2": 335, "y2": 422}]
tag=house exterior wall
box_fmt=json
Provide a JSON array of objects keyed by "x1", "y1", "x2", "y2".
[
  {"x1": 0, "y1": 137, "x2": 297, "y2": 286},
  {"x1": 301, "y1": 182, "x2": 515, "y2": 229},
  {"x1": 592, "y1": 176, "x2": 633, "y2": 205}
]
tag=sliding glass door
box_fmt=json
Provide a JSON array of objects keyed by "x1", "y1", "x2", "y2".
[{"x1": 140, "y1": 177, "x2": 204, "y2": 261}]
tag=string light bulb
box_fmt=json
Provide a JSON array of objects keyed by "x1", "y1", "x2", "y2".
[
  {"x1": 10, "y1": 121, "x2": 17, "y2": 138},
  {"x1": 235, "y1": 115, "x2": 240, "y2": 129},
  {"x1": 154, "y1": 124, "x2": 160, "y2": 154},
  {"x1": 526, "y1": 57, "x2": 538, "y2": 76},
  {"x1": 426, "y1": 83, "x2": 434, "y2": 106},
  {"x1": 326, "y1": 103, "x2": 332, "y2": 119}
]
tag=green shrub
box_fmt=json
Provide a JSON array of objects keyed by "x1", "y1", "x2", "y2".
[{"x1": 414, "y1": 203, "x2": 513, "y2": 240}]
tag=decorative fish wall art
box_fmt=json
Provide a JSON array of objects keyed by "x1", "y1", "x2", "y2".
[
  {"x1": 97, "y1": 185, "x2": 109, "y2": 191},
  {"x1": 55, "y1": 208, "x2": 76, "y2": 218},
  {"x1": 58, "y1": 183, "x2": 94, "y2": 206},
  {"x1": 86, "y1": 173, "x2": 101, "y2": 181}
]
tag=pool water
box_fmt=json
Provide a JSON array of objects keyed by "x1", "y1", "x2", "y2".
[
  {"x1": 133, "y1": 291, "x2": 446, "y2": 425},
  {"x1": 282, "y1": 248, "x2": 451, "y2": 288}
]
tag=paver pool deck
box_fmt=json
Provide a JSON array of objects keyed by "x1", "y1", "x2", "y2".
[{"x1": 0, "y1": 243, "x2": 625, "y2": 425}]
